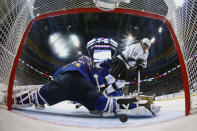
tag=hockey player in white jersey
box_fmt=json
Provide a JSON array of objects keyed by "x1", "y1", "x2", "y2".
[
  {"x1": 100, "y1": 38, "x2": 160, "y2": 117},
  {"x1": 104, "y1": 38, "x2": 152, "y2": 94}
]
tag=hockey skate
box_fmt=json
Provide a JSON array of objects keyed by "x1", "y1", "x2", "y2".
[
  {"x1": 12, "y1": 86, "x2": 46, "y2": 110},
  {"x1": 138, "y1": 95, "x2": 160, "y2": 115},
  {"x1": 137, "y1": 95, "x2": 155, "y2": 108}
]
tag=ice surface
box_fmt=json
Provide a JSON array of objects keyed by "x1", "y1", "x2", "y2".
[{"x1": 13, "y1": 98, "x2": 185, "y2": 127}]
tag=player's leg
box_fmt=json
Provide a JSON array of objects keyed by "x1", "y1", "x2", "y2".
[
  {"x1": 109, "y1": 57, "x2": 129, "y2": 80},
  {"x1": 13, "y1": 71, "x2": 84, "y2": 109}
]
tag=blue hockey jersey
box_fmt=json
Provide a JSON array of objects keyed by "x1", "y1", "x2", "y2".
[{"x1": 53, "y1": 61, "x2": 104, "y2": 87}]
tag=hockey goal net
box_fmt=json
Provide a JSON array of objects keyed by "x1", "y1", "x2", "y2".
[{"x1": 0, "y1": 0, "x2": 196, "y2": 115}]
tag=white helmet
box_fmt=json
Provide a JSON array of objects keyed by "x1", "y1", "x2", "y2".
[{"x1": 141, "y1": 38, "x2": 151, "y2": 47}]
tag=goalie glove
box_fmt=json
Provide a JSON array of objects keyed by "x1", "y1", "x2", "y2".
[{"x1": 136, "y1": 58, "x2": 145, "y2": 65}]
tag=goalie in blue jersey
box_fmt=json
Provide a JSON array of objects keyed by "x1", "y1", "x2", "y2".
[{"x1": 13, "y1": 55, "x2": 137, "y2": 113}]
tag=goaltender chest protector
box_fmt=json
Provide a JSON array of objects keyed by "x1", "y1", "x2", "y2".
[{"x1": 53, "y1": 61, "x2": 91, "y2": 81}]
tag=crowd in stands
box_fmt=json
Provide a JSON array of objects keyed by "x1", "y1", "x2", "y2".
[
  {"x1": 14, "y1": 62, "x2": 50, "y2": 86},
  {"x1": 14, "y1": 60, "x2": 184, "y2": 97},
  {"x1": 129, "y1": 68, "x2": 184, "y2": 96}
]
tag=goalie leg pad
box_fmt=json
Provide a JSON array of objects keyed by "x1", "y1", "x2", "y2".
[
  {"x1": 93, "y1": 95, "x2": 117, "y2": 113},
  {"x1": 12, "y1": 87, "x2": 47, "y2": 110},
  {"x1": 13, "y1": 91, "x2": 34, "y2": 108}
]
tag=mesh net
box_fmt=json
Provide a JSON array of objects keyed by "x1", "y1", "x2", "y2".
[{"x1": 0, "y1": 0, "x2": 196, "y2": 113}]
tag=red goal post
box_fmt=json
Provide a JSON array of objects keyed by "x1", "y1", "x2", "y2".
[{"x1": 0, "y1": 0, "x2": 196, "y2": 116}]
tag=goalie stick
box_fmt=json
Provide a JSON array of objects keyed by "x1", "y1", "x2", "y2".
[
  {"x1": 136, "y1": 69, "x2": 159, "y2": 116},
  {"x1": 93, "y1": 74, "x2": 101, "y2": 92},
  {"x1": 136, "y1": 69, "x2": 141, "y2": 107}
]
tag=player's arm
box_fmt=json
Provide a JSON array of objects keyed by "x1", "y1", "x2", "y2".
[{"x1": 136, "y1": 53, "x2": 149, "y2": 70}]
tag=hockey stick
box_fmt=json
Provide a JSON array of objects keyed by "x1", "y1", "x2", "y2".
[
  {"x1": 137, "y1": 69, "x2": 141, "y2": 95},
  {"x1": 136, "y1": 69, "x2": 157, "y2": 116},
  {"x1": 93, "y1": 74, "x2": 100, "y2": 92},
  {"x1": 137, "y1": 69, "x2": 141, "y2": 107}
]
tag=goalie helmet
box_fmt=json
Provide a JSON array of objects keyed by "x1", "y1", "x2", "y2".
[{"x1": 87, "y1": 38, "x2": 118, "y2": 64}]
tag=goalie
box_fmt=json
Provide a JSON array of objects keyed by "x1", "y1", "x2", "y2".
[{"x1": 12, "y1": 56, "x2": 138, "y2": 113}]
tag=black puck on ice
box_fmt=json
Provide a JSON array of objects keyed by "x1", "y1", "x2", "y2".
[
  {"x1": 119, "y1": 114, "x2": 128, "y2": 123},
  {"x1": 75, "y1": 105, "x2": 80, "y2": 108}
]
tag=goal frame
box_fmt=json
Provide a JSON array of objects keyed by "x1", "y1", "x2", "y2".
[{"x1": 7, "y1": 7, "x2": 190, "y2": 116}]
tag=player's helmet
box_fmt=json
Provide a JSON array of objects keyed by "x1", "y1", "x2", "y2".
[
  {"x1": 141, "y1": 38, "x2": 151, "y2": 49},
  {"x1": 78, "y1": 55, "x2": 92, "y2": 66}
]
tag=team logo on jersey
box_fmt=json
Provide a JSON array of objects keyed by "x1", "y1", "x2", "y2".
[{"x1": 76, "y1": 63, "x2": 81, "y2": 68}]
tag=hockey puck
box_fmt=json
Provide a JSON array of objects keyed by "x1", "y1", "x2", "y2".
[
  {"x1": 75, "y1": 105, "x2": 80, "y2": 108},
  {"x1": 119, "y1": 114, "x2": 128, "y2": 123}
]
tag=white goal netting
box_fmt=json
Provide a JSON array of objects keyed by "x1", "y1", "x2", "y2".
[{"x1": 0, "y1": 0, "x2": 196, "y2": 114}]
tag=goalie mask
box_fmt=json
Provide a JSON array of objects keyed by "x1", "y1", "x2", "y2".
[{"x1": 87, "y1": 38, "x2": 118, "y2": 64}]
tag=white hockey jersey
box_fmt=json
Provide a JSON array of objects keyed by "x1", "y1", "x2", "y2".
[{"x1": 118, "y1": 43, "x2": 149, "y2": 69}]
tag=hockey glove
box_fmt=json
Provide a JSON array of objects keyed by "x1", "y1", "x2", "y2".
[
  {"x1": 137, "y1": 64, "x2": 144, "y2": 70},
  {"x1": 136, "y1": 58, "x2": 145, "y2": 70},
  {"x1": 136, "y1": 58, "x2": 144, "y2": 65}
]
